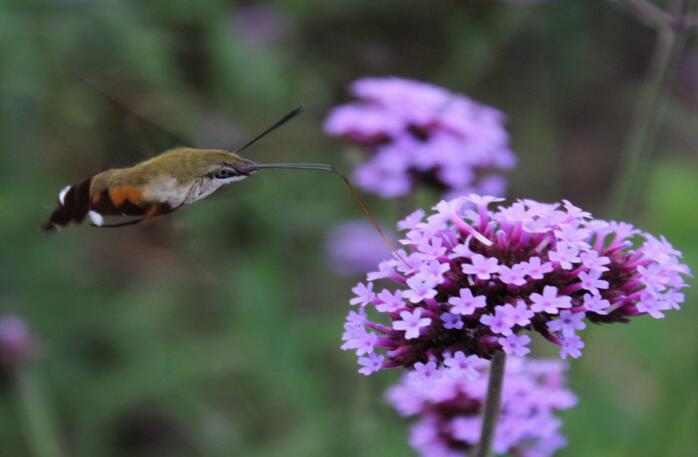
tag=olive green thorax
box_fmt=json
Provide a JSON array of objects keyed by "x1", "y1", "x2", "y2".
[{"x1": 90, "y1": 148, "x2": 257, "y2": 194}]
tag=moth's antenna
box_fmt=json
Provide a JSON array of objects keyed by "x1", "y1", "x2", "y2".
[
  {"x1": 234, "y1": 106, "x2": 303, "y2": 154},
  {"x1": 252, "y1": 162, "x2": 408, "y2": 266}
]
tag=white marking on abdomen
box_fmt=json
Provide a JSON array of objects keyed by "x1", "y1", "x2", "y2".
[
  {"x1": 59, "y1": 186, "x2": 71, "y2": 205},
  {"x1": 89, "y1": 211, "x2": 104, "y2": 226}
]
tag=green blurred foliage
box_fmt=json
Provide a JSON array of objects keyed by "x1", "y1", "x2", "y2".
[{"x1": 0, "y1": 0, "x2": 696, "y2": 456}]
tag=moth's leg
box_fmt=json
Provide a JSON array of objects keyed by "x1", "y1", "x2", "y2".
[
  {"x1": 91, "y1": 218, "x2": 144, "y2": 228},
  {"x1": 141, "y1": 203, "x2": 173, "y2": 222}
]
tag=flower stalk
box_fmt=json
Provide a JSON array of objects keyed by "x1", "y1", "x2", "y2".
[
  {"x1": 616, "y1": 0, "x2": 673, "y2": 28},
  {"x1": 608, "y1": 0, "x2": 693, "y2": 218},
  {"x1": 475, "y1": 351, "x2": 506, "y2": 457},
  {"x1": 15, "y1": 366, "x2": 65, "y2": 457}
]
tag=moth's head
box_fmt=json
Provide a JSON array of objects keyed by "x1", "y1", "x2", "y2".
[
  {"x1": 166, "y1": 148, "x2": 260, "y2": 185},
  {"x1": 203, "y1": 151, "x2": 259, "y2": 184}
]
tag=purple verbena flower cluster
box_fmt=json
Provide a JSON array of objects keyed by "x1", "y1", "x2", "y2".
[
  {"x1": 341, "y1": 195, "x2": 690, "y2": 378},
  {"x1": 324, "y1": 77, "x2": 516, "y2": 199},
  {"x1": 386, "y1": 358, "x2": 577, "y2": 457}
]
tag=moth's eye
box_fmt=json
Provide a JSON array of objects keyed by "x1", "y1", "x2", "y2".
[{"x1": 213, "y1": 169, "x2": 236, "y2": 180}]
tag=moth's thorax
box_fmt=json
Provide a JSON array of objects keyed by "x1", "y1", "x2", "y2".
[
  {"x1": 144, "y1": 171, "x2": 250, "y2": 207},
  {"x1": 142, "y1": 173, "x2": 196, "y2": 206},
  {"x1": 88, "y1": 147, "x2": 254, "y2": 207}
]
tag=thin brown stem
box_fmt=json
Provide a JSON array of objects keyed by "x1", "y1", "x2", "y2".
[
  {"x1": 607, "y1": 0, "x2": 693, "y2": 218},
  {"x1": 14, "y1": 366, "x2": 65, "y2": 457},
  {"x1": 616, "y1": 0, "x2": 673, "y2": 29},
  {"x1": 475, "y1": 351, "x2": 507, "y2": 457}
]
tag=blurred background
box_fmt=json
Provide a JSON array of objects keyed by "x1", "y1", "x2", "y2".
[{"x1": 0, "y1": 0, "x2": 696, "y2": 456}]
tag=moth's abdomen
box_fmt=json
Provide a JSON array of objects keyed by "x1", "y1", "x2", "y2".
[
  {"x1": 41, "y1": 177, "x2": 93, "y2": 232},
  {"x1": 90, "y1": 186, "x2": 174, "y2": 224},
  {"x1": 90, "y1": 187, "x2": 147, "y2": 216},
  {"x1": 42, "y1": 180, "x2": 177, "y2": 232}
]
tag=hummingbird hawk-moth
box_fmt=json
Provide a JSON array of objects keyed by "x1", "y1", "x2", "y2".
[{"x1": 41, "y1": 107, "x2": 400, "y2": 258}]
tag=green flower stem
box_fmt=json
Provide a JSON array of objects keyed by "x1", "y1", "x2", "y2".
[
  {"x1": 475, "y1": 351, "x2": 506, "y2": 457},
  {"x1": 15, "y1": 365, "x2": 65, "y2": 457},
  {"x1": 608, "y1": 0, "x2": 693, "y2": 218},
  {"x1": 617, "y1": 0, "x2": 672, "y2": 28}
]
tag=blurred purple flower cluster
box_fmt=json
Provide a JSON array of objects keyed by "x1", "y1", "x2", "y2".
[
  {"x1": 324, "y1": 77, "x2": 516, "y2": 199},
  {"x1": 386, "y1": 358, "x2": 576, "y2": 457},
  {"x1": 341, "y1": 195, "x2": 689, "y2": 378},
  {"x1": 0, "y1": 315, "x2": 35, "y2": 371},
  {"x1": 326, "y1": 220, "x2": 394, "y2": 276},
  {"x1": 231, "y1": 5, "x2": 291, "y2": 47}
]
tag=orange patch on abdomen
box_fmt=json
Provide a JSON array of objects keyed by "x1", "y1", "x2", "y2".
[{"x1": 109, "y1": 187, "x2": 143, "y2": 207}]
